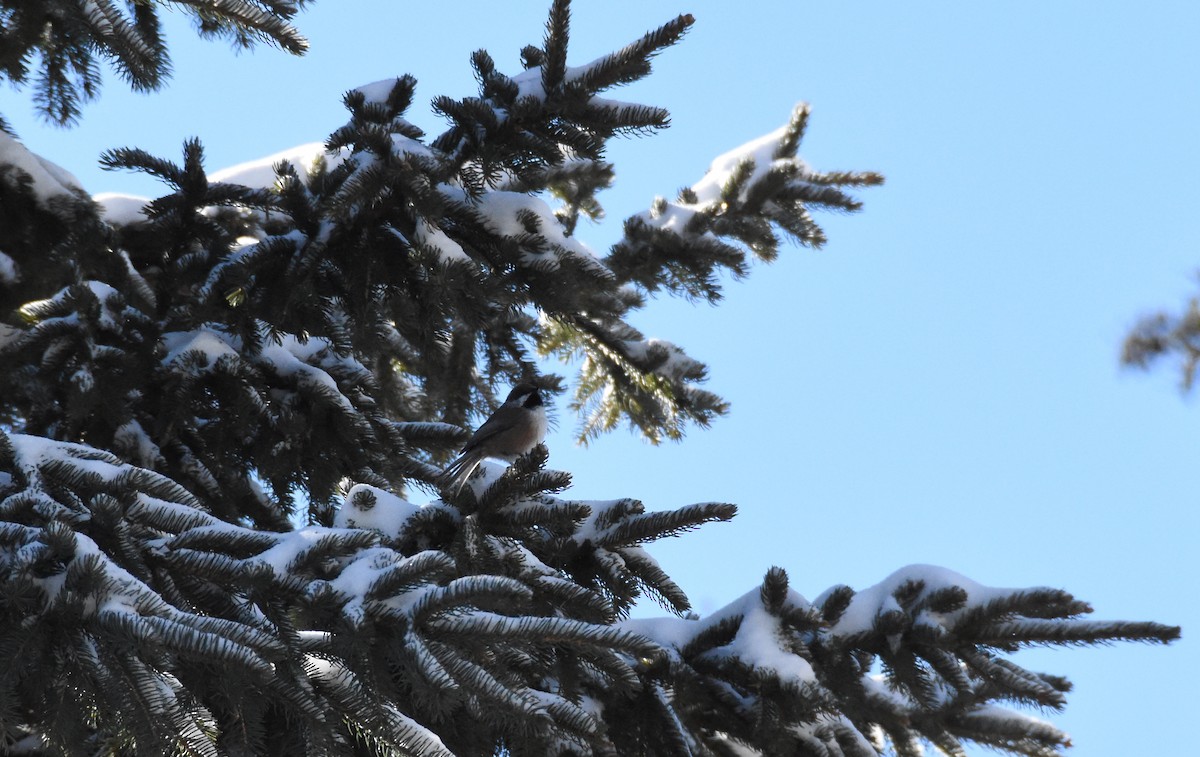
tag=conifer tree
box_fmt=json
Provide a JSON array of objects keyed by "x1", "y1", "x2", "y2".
[{"x1": 0, "y1": 2, "x2": 1180, "y2": 755}]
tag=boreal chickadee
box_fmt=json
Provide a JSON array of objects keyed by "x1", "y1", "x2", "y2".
[{"x1": 438, "y1": 382, "x2": 547, "y2": 494}]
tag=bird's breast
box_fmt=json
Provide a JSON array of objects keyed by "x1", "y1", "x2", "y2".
[{"x1": 496, "y1": 406, "x2": 547, "y2": 458}]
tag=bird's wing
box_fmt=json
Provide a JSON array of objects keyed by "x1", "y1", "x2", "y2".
[{"x1": 458, "y1": 409, "x2": 513, "y2": 453}]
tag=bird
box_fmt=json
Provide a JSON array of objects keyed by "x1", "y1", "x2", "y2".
[{"x1": 438, "y1": 382, "x2": 548, "y2": 494}]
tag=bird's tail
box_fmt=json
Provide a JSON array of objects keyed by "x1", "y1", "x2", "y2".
[{"x1": 437, "y1": 450, "x2": 485, "y2": 495}]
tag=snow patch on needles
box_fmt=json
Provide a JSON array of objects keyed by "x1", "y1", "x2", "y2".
[
  {"x1": 352, "y1": 78, "x2": 399, "y2": 104},
  {"x1": 621, "y1": 338, "x2": 700, "y2": 381},
  {"x1": 0, "y1": 252, "x2": 18, "y2": 285},
  {"x1": 162, "y1": 327, "x2": 241, "y2": 368},
  {"x1": 336, "y1": 484, "x2": 421, "y2": 536},
  {"x1": 508, "y1": 56, "x2": 633, "y2": 101},
  {"x1": 412, "y1": 220, "x2": 470, "y2": 263},
  {"x1": 721, "y1": 590, "x2": 817, "y2": 684},
  {"x1": 821, "y1": 563, "x2": 1016, "y2": 637},
  {"x1": 259, "y1": 337, "x2": 355, "y2": 410},
  {"x1": 634, "y1": 119, "x2": 816, "y2": 237},
  {"x1": 509, "y1": 64, "x2": 597, "y2": 101},
  {"x1": 209, "y1": 142, "x2": 345, "y2": 189},
  {"x1": 93, "y1": 192, "x2": 150, "y2": 225},
  {"x1": 623, "y1": 583, "x2": 818, "y2": 686},
  {"x1": 473, "y1": 190, "x2": 607, "y2": 274},
  {"x1": 161, "y1": 324, "x2": 369, "y2": 414},
  {"x1": 689, "y1": 125, "x2": 803, "y2": 207},
  {"x1": 391, "y1": 133, "x2": 435, "y2": 160},
  {"x1": 0, "y1": 131, "x2": 85, "y2": 202}
]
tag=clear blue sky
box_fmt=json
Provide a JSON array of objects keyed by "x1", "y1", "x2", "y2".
[{"x1": 6, "y1": 1, "x2": 1197, "y2": 753}]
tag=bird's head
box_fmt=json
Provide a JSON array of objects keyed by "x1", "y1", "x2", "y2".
[{"x1": 505, "y1": 382, "x2": 543, "y2": 408}]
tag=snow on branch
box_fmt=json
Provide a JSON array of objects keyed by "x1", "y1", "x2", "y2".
[
  {"x1": 208, "y1": 142, "x2": 346, "y2": 191},
  {"x1": 0, "y1": 430, "x2": 678, "y2": 752},
  {"x1": 0, "y1": 131, "x2": 87, "y2": 204},
  {"x1": 609, "y1": 103, "x2": 884, "y2": 302},
  {"x1": 616, "y1": 564, "x2": 1179, "y2": 756},
  {"x1": 0, "y1": 400, "x2": 1178, "y2": 757}
]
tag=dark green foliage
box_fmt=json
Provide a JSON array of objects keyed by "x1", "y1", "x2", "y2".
[
  {"x1": 5, "y1": 429, "x2": 1165, "y2": 756},
  {"x1": 0, "y1": 431, "x2": 724, "y2": 755},
  {"x1": 608, "y1": 102, "x2": 884, "y2": 303},
  {"x1": 0, "y1": 0, "x2": 309, "y2": 125},
  {"x1": 612, "y1": 567, "x2": 1177, "y2": 757},
  {"x1": 0, "y1": 1, "x2": 1180, "y2": 755}
]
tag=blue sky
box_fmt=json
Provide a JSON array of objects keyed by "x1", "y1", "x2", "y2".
[{"x1": 6, "y1": 1, "x2": 1197, "y2": 753}]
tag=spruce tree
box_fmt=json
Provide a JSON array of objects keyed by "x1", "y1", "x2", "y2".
[{"x1": 0, "y1": 2, "x2": 1180, "y2": 755}]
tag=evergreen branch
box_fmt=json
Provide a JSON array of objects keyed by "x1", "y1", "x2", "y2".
[
  {"x1": 619, "y1": 545, "x2": 691, "y2": 614},
  {"x1": 680, "y1": 614, "x2": 743, "y2": 659},
  {"x1": 2, "y1": 0, "x2": 309, "y2": 123},
  {"x1": 173, "y1": 0, "x2": 309, "y2": 54},
  {"x1": 539, "y1": 694, "x2": 600, "y2": 739},
  {"x1": 972, "y1": 618, "x2": 1181, "y2": 649},
  {"x1": 541, "y1": 0, "x2": 571, "y2": 95},
  {"x1": 309, "y1": 656, "x2": 457, "y2": 757},
  {"x1": 593, "y1": 501, "x2": 737, "y2": 548},
  {"x1": 957, "y1": 647, "x2": 1067, "y2": 709},
  {"x1": 946, "y1": 706, "x2": 1072, "y2": 757},
  {"x1": 818, "y1": 585, "x2": 856, "y2": 625},
  {"x1": 917, "y1": 646, "x2": 975, "y2": 705},
  {"x1": 402, "y1": 632, "x2": 460, "y2": 694},
  {"x1": 94, "y1": 610, "x2": 275, "y2": 678},
  {"x1": 648, "y1": 681, "x2": 695, "y2": 757},
  {"x1": 100, "y1": 146, "x2": 184, "y2": 186},
  {"x1": 429, "y1": 610, "x2": 659, "y2": 658},
  {"x1": 428, "y1": 641, "x2": 544, "y2": 719},
  {"x1": 164, "y1": 514, "x2": 276, "y2": 551},
  {"x1": 772, "y1": 103, "x2": 809, "y2": 160},
  {"x1": 553, "y1": 314, "x2": 728, "y2": 443},
  {"x1": 530, "y1": 574, "x2": 614, "y2": 623},
  {"x1": 606, "y1": 105, "x2": 882, "y2": 301},
  {"x1": 571, "y1": 14, "x2": 695, "y2": 94},
  {"x1": 361, "y1": 546, "x2": 450, "y2": 591},
  {"x1": 501, "y1": 499, "x2": 590, "y2": 537},
  {"x1": 408, "y1": 575, "x2": 534, "y2": 624}
]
